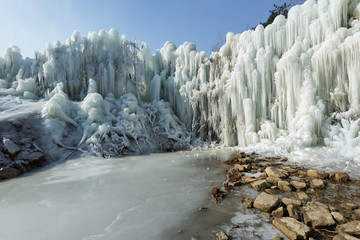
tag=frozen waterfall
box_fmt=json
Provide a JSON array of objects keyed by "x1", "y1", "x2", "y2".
[{"x1": 1, "y1": 0, "x2": 360, "y2": 159}]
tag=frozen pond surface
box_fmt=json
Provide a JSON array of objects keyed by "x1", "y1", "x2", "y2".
[{"x1": 0, "y1": 150, "x2": 233, "y2": 240}]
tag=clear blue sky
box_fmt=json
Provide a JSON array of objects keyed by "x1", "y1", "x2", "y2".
[{"x1": 0, "y1": 0, "x2": 290, "y2": 58}]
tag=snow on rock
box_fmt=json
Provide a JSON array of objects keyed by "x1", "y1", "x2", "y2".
[{"x1": 1, "y1": 0, "x2": 360, "y2": 158}]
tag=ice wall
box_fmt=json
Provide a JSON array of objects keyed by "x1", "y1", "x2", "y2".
[{"x1": 1, "y1": 0, "x2": 360, "y2": 156}]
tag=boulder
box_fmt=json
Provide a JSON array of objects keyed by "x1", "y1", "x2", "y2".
[
  {"x1": 329, "y1": 172, "x2": 349, "y2": 183},
  {"x1": 265, "y1": 167, "x2": 289, "y2": 179},
  {"x1": 290, "y1": 181, "x2": 307, "y2": 191},
  {"x1": 278, "y1": 180, "x2": 292, "y2": 192},
  {"x1": 302, "y1": 203, "x2": 335, "y2": 228},
  {"x1": 310, "y1": 179, "x2": 325, "y2": 189},
  {"x1": 0, "y1": 167, "x2": 21, "y2": 179},
  {"x1": 282, "y1": 198, "x2": 302, "y2": 207},
  {"x1": 294, "y1": 192, "x2": 311, "y2": 202},
  {"x1": 333, "y1": 233, "x2": 360, "y2": 240},
  {"x1": 336, "y1": 221, "x2": 360, "y2": 236},
  {"x1": 272, "y1": 206, "x2": 285, "y2": 218},
  {"x1": 287, "y1": 205, "x2": 301, "y2": 220},
  {"x1": 250, "y1": 179, "x2": 272, "y2": 191},
  {"x1": 2, "y1": 138, "x2": 21, "y2": 158},
  {"x1": 267, "y1": 176, "x2": 281, "y2": 185},
  {"x1": 307, "y1": 169, "x2": 329, "y2": 179},
  {"x1": 340, "y1": 202, "x2": 358, "y2": 211},
  {"x1": 216, "y1": 231, "x2": 229, "y2": 240},
  {"x1": 254, "y1": 192, "x2": 280, "y2": 212},
  {"x1": 272, "y1": 217, "x2": 311, "y2": 240},
  {"x1": 331, "y1": 212, "x2": 347, "y2": 224}
]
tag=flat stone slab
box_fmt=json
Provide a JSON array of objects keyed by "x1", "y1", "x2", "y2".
[
  {"x1": 333, "y1": 233, "x2": 360, "y2": 240},
  {"x1": 307, "y1": 169, "x2": 328, "y2": 179},
  {"x1": 250, "y1": 179, "x2": 272, "y2": 191},
  {"x1": 336, "y1": 221, "x2": 360, "y2": 236},
  {"x1": 302, "y1": 204, "x2": 335, "y2": 228},
  {"x1": 254, "y1": 192, "x2": 280, "y2": 213},
  {"x1": 294, "y1": 192, "x2": 311, "y2": 202},
  {"x1": 272, "y1": 217, "x2": 311, "y2": 240},
  {"x1": 290, "y1": 180, "x2": 307, "y2": 190},
  {"x1": 282, "y1": 198, "x2": 302, "y2": 207},
  {"x1": 265, "y1": 167, "x2": 289, "y2": 179}
]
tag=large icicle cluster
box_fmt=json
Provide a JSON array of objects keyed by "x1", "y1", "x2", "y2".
[{"x1": 1, "y1": 0, "x2": 360, "y2": 157}]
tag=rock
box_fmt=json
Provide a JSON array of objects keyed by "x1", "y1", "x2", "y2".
[
  {"x1": 272, "y1": 206, "x2": 285, "y2": 218},
  {"x1": 273, "y1": 237, "x2": 284, "y2": 240},
  {"x1": 329, "y1": 172, "x2": 349, "y2": 183},
  {"x1": 340, "y1": 203, "x2": 358, "y2": 211},
  {"x1": 287, "y1": 205, "x2": 301, "y2": 220},
  {"x1": 310, "y1": 179, "x2": 325, "y2": 189},
  {"x1": 330, "y1": 184, "x2": 341, "y2": 191},
  {"x1": 354, "y1": 209, "x2": 360, "y2": 216},
  {"x1": 250, "y1": 179, "x2": 272, "y2": 191},
  {"x1": 216, "y1": 231, "x2": 228, "y2": 240},
  {"x1": 282, "y1": 198, "x2": 302, "y2": 207},
  {"x1": 259, "y1": 172, "x2": 267, "y2": 179},
  {"x1": 333, "y1": 233, "x2": 360, "y2": 240},
  {"x1": 307, "y1": 169, "x2": 329, "y2": 179},
  {"x1": 228, "y1": 180, "x2": 242, "y2": 188},
  {"x1": 242, "y1": 176, "x2": 257, "y2": 184},
  {"x1": 331, "y1": 212, "x2": 347, "y2": 224},
  {"x1": 254, "y1": 192, "x2": 280, "y2": 213},
  {"x1": 272, "y1": 217, "x2": 311, "y2": 240},
  {"x1": 234, "y1": 164, "x2": 251, "y2": 172},
  {"x1": 22, "y1": 152, "x2": 45, "y2": 168},
  {"x1": 282, "y1": 166, "x2": 296, "y2": 173},
  {"x1": 0, "y1": 167, "x2": 21, "y2": 179},
  {"x1": 14, "y1": 160, "x2": 29, "y2": 173},
  {"x1": 336, "y1": 221, "x2": 360, "y2": 236},
  {"x1": 290, "y1": 181, "x2": 307, "y2": 191},
  {"x1": 294, "y1": 192, "x2": 311, "y2": 202},
  {"x1": 242, "y1": 198, "x2": 254, "y2": 208},
  {"x1": 2, "y1": 138, "x2": 21, "y2": 158},
  {"x1": 266, "y1": 176, "x2": 281, "y2": 186},
  {"x1": 265, "y1": 167, "x2": 289, "y2": 179},
  {"x1": 302, "y1": 203, "x2": 335, "y2": 228},
  {"x1": 278, "y1": 180, "x2": 293, "y2": 192}
]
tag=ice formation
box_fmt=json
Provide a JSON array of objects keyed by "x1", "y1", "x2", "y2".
[{"x1": 1, "y1": 0, "x2": 360, "y2": 158}]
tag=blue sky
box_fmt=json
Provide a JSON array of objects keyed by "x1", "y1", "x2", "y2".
[{"x1": 0, "y1": 0, "x2": 290, "y2": 58}]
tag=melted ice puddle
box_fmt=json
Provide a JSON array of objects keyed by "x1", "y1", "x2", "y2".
[{"x1": 0, "y1": 150, "x2": 232, "y2": 240}]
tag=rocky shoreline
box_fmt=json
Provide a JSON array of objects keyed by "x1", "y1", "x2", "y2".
[{"x1": 211, "y1": 152, "x2": 360, "y2": 240}]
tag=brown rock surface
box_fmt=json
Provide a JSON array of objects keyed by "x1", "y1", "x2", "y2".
[
  {"x1": 250, "y1": 179, "x2": 272, "y2": 191},
  {"x1": 265, "y1": 167, "x2": 289, "y2": 179},
  {"x1": 333, "y1": 233, "x2": 360, "y2": 240},
  {"x1": 282, "y1": 198, "x2": 302, "y2": 207},
  {"x1": 307, "y1": 169, "x2": 329, "y2": 179},
  {"x1": 290, "y1": 181, "x2": 307, "y2": 191},
  {"x1": 272, "y1": 217, "x2": 311, "y2": 240},
  {"x1": 278, "y1": 180, "x2": 293, "y2": 192},
  {"x1": 254, "y1": 192, "x2": 280, "y2": 213},
  {"x1": 302, "y1": 203, "x2": 335, "y2": 228},
  {"x1": 336, "y1": 221, "x2": 360, "y2": 236},
  {"x1": 329, "y1": 172, "x2": 349, "y2": 183}
]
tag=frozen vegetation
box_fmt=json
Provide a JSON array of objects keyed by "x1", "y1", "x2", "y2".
[{"x1": 0, "y1": 0, "x2": 360, "y2": 164}]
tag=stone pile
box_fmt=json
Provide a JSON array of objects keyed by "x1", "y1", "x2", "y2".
[
  {"x1": 0, "y1": 137, "x2": 46, "y2": 179},
  {"x1": 215, "y1": 152, "x2": 360, "y2": 240}
]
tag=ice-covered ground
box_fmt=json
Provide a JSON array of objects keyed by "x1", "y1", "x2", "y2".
[{"x1": 0, "y1": 150, "x2": 235, "y2": 240}]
